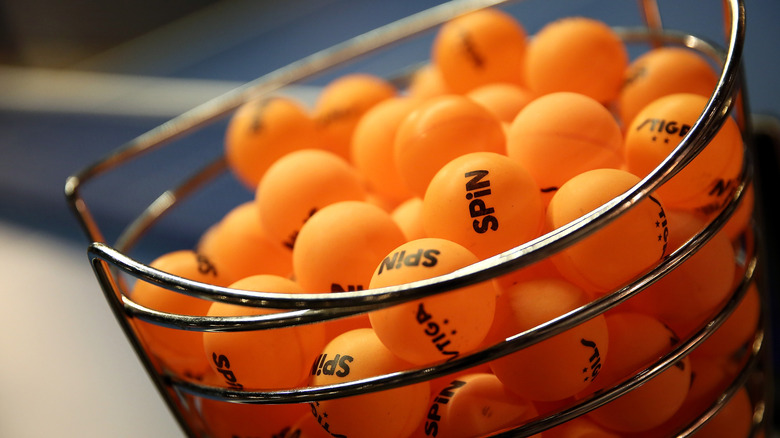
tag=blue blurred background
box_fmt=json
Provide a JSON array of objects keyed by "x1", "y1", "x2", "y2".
[{"x1": 0, "y1": 0, "x2": 778, "y2": 436}]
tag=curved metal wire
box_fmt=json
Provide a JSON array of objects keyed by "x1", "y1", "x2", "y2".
[
  {"x1": 95, "y1": 149, "x2": 751, "y2": 333},
  {"x1": 103, "y1": 159, "x2": 758, "y2": 415},
  {"x1": 174, "y1": 251, "x2": 757, "y2": 399},
  {"x1": 169, "y1": 254, "x2": 760, "y2": 438},
  {"x1": 672, "y1": 338, "x2": 766, "y2": 438}
]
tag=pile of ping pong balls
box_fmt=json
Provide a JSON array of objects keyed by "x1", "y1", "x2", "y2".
[{"x1": 127, "y1": 6, "x2": 758, "y2": 438}]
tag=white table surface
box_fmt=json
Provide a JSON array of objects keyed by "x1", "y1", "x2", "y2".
[{"x1": 0, "y1": 221, "x2": 184, "y2": 437}]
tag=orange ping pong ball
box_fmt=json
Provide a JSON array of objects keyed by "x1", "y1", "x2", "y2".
[
  {"x1": 368, "y1": 237, "x2": 497, "y2": 365},
  {"x1": 546, "y1": 168, "x2": 669, "y2": 295},
  {"x1": 406, "y1": 63, "x2": 450, "y2": 99},
  {"x1": 196, "y1": 378, "x2": 308, "y2": 438},
  {"x1": 544, "y1": 416, "x2": 621, "y2": 438},
  {"x1": 292, "y1": 200, "x2": 406, "y2": 293},
  {"x1": 525, "y1": 17, "x2": 628, "y2": 103},
  {"x1": 350, "y1": 96, "x2": 421, "y2": 203},
  {"x1": 224, "y1": 96, "x2": 316, "y2": 190},
  {"x1": 130, "y1": 250, "x2": 226, "y2": 378},
  {"x1": 432, "y1": 7, "x2": 527, "y2": 93},
  {"x1": 202, "y1": 275, "x2": 326, "y2": 390},
  {"x1": 487, "y1": 278, "x2": 610, "y2": 402},
  {"x1": 506, "y1": 92, "x2": 624, "y2": 200},
  {"x1": 313, "y1": 73, "x2": 397, "y2": 160},
  {"x1": 691, "y1": 282, "x2": 761, "y2": 360},
  {"x1": 715, "y1": 182, "x2": 754, "y2": 242},
  {"x1": 255, "y1": 149, "x2": 367, "y2": 250},
  {"x1": 308, "y1": 328, "x2": 430, "y2": 438},
  {"x1": 421, "y1": 362, "x2": 492, "y2": 403},
  {"x1": 583, "y1": 312, "x2": 691, "y2": 433},
  {"x1": 419, "y1": 373, "x2": 540, "y2": 438},
  {"x1": 689, "y1": 385, "x2": 753, "y2": 438},
  {"x1": 391, "y1": 197, "x2": 427, "y2": 242},
  {"x1": 283, "y1": 412, "x2": 333, "y2": 438},
  {"x1": 365, "y1": 191, "x2": 401, "y2": 213},
  {"x1": 394, "y1": 94, "x2": 506, "y2": 197},
  {"x1": 619, "y1": 47, "x2": 719, "y2": 127},
  {"x1": 624, "y1": 93, "x2": 744, "y2": 212},
  {"x1": 422, "y1": 151, "x2": 543, "y2": 259},
  {"x1": 467, "y1": 82, "x2": 535, "y2": 124},
  {"x1": 624, "y1": 210, "x2": 736, "y2": 324},
  {"x1": 492, "y1": 255, "x2": 562, "y2": 293},
  {"x1": 321, "y1": 312, "x2": 373, "y2": 346},
  {"x1": 629, "y1": 356, "x2": 735, "y2": 438},
  {"x1": 197, "y1": 201, "x2": 292, "y2": 285}
]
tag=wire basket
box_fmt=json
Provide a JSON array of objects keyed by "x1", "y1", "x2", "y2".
[{"x1": 65, "y1": 0, "x2": 771, "y2": 436}]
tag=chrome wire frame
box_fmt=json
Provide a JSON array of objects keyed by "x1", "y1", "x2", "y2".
[{"x1": 65, "y1": 0, "x2": 767, "y2": 437}]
